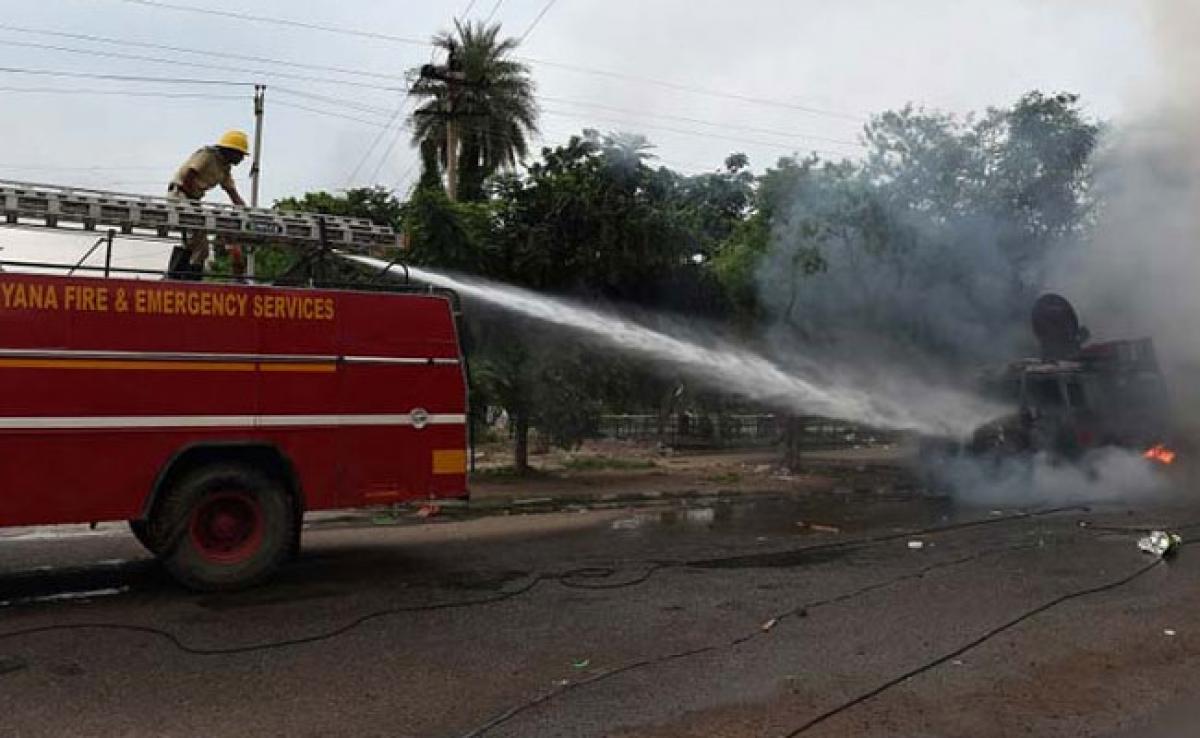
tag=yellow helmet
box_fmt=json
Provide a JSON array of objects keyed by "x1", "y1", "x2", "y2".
[{"x1": 217, "y1": 130, "x2": 251, "y2": 155}]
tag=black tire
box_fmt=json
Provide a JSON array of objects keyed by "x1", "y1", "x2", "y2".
[
  {"x1": 128, "y1": 519, "x2": 163, "y2": 556},
  {"x1": 150, "y1": 463, "x2": 294, "y2": 592}
]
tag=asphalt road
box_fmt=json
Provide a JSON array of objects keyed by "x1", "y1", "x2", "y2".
[{"x1": 2, "y1": 492, "x2": 1200, "y2": 737}]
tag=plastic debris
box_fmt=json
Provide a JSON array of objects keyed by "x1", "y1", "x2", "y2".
[
  {"x1": 907, "y1": 540, "x2": 925, "y2": 550},
  {"x1": 810, "y1": 524, "x2": 841, "y2": 534},
  {"x1": 572, "y1": 659, "x2": 590, "y2": 669},
  {"x1": 1137, "y1": 531, "x2": 1182, "y2": 558},
  {"x1": 1164, "y1": 629, "x2": 1178, "y2": 637},
  {"x1": 761, "y1": 618, "x2": 779, "y2": 632}
]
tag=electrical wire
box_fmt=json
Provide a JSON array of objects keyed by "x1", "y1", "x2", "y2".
[
  {"x1": 270, "y1": 99, "x2": 393, "y2": 128},
  {"x1": 0, "y1": 24, "x2": 863, "y2": 149},
  {"x1": 0, "y1": 164, "x2": 168, "y2": 172},
  {"x1": 0, "y1": 574, "x2": 549, "y2": 655},
  {"x1": 0, "y1": 38, "x2": 407, "y2": 92},
  {"x1": 0, "y1": 86, "x2": 243, "y2": 100},
  {"x1": 113, "y1": 0, "x2": 429, "y2": 47},
  {"x1": 461, "y1": 540, "x2": 1046, "y2": 737},
  {"x1": 541, "y1": 95, "x2": 863, "y2": 147},
  {"x1": 0, "y1": 507, "x2": 1081, "y2": 659},
  {"x1": 539, "y1": 107, "x2": 855, "y2": 159},
  {"x1": 482, "y1": 0, "x2": 505, "y2": 25},
  {"x1": 107, "y1": 0, "x2": 863, "y2": 121},
  {"x1": 525, "y1": 58, "x2": 864, "y2": 121},
  {"x1": 271, "y1": 87, "x2": 397, "y2": 118},
  {"x1": 780, "y1": 557, "x2": 1167, "y2": 736},
  {"x1": 390, "y1": 157, "x2": 424, "y2": 195},
  {"x1": 0, "y1": 23, "x2": 411, "y2": 83},
  {"x1": 0, "y1": 66, "x2": 252, "y2": 86},
  {"x1": 346, "y1": 102, "x2": 410, "y2": 187},
  {"x1": 365, "y1": 121, "x2": 411, "y2": 185},
  {"x1": 519, "y1": 0, "x2": 559, "y2": 43}
]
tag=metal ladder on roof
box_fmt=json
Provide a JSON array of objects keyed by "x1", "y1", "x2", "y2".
[{"x1": 0, "y1": 180, "x2": 397, "y2": 251}]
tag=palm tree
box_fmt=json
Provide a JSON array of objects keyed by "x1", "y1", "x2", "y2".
[{"x1": 408, "y1": 20, "x2": 538, "y2": 201}]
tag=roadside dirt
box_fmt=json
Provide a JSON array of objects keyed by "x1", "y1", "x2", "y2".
[{"x1": 467, "y1": 440, "x2": 916, "y2": 506}]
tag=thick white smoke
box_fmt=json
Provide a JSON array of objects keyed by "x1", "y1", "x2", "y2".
[
  {"x1": 933, "y1": 448, "x2": 1173, "y2": 507},
  {"x1": 1051, "y1": 0, "x2": 1200, "y2": 424}
]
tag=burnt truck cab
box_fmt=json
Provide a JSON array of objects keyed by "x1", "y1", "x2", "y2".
[{"x1": 970, "y1": 337, "x2": 1173, "y2": 458}]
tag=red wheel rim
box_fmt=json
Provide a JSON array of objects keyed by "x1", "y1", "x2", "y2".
[{"x1": 189, "y1": 491, "x2": 264, "y2": 564}]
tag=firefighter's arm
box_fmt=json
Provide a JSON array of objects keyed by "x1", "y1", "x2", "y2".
[{"x1": 221, "y1": 178, "x2": 246, "y2": 207}]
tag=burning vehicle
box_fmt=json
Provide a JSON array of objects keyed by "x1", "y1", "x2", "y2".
[
  {"x1": 916, "y1": 291, "x2": 1180, "y2": 470},
  {"x1": 966, "y1": 294, "x2": 1176, "y2": 463}
]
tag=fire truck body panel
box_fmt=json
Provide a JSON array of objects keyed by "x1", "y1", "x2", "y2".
[{"x1": 0, "y1": 273, "x2": 468, "y2": 529}]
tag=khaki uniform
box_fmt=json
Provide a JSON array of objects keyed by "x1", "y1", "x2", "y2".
[{"x1": 168, "y1": 147, "x2": 235, "y2": 266}]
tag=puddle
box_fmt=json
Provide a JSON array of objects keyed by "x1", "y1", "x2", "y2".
[{"x1": 607, "y1": 494, "x2": 956, "y2": 538}]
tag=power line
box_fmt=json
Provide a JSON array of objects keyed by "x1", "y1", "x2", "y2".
[
  {"x1": 391, "y1": 157, "x2": 423, "y2": 194},
  {"x1": 520, "y1": 0, "x2": 559, "y2": 42},
  {"x1": 526, "y1": 58, "x2": 863, "y2": 121},
  {"x1": 483, "y1": 0, "x2": 505, "y2": 24},
  {"x1": 0, "y1": 85, "x2": 243, "y2": 100},
  {"x1": 270, "y1": 100, "x2": 394, "y2": 128},
  {"x1": 0, "y1": 22, "x2": 410, "y2": 83},
  {"x1": 0, "y1": 164, "x2": 170, "y2": 172},
  {"x1": 541, "y1": 95, "x2": 863, "y2": 147},
  {"x1": 274, "y1": 82, "x2": 858, "y2": 156},
  {"x1": 272, "y1": 87, "x2": 396, "y2": 118},
  {"x1": 0, "y1": 37, "x2": 407, "y2": 92},
  {"x1": 539, "y1": 108, "x2": 853, "y2": 158},
  {"x1": 366, "y1": 123, "x2": 410, "y2": 185},
  {"x1": 113, "y1": 0, "x2": 429, "y2": 47},
  {"x1": 108, "y1": 0, "x2": 863, "y2": 121},
  {"x1": 345, "y1": 102, "x2": 410, "y2": 187},
  {"x1": 0, "y1": 66, "x2": 252, "y2": 86},
  {"x1": 2, "y1": 21, "x2": 854, "y2": 146}
]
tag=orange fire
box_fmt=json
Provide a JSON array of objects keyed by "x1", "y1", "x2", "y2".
[{"x1": 1144, "y1": 444, "x2": 1177, "y2": 465}]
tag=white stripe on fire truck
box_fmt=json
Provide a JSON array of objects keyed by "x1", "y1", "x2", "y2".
[
  {"x1": 0, "y1": 349, "x2": 459, "y2": 365},
  {"x1": 0, "y1": 414, "x2": 467, "y2": 430}
]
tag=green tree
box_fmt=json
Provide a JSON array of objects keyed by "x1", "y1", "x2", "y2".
[{"x1": 408, "y1": 20, "x2": 538, "y2": 202}]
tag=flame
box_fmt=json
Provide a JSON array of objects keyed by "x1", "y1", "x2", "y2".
[{"x1": 1144, "y1": 444, "x2": 1177, "y2": 465}]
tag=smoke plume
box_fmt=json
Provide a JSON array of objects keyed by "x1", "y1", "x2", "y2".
[{"x1": 1050, "y1": 0, "x2": 1200, "y2": 423}]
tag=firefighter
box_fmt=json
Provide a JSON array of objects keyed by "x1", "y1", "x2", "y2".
[{"x1": 167, "y1": 130, "x2": 250, "y2": 279}]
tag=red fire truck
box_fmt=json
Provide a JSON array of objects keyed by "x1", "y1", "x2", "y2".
[{"x1": 0, "y1": 183, "x2": 469, "y2": 590}]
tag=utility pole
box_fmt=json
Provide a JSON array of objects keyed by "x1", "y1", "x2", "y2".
[
  {"x1": 250, "y1": 85, "x2": 265, "y2": 207},
  {"x1": 248, "y1": 84, "x2": 266, "y2": 279},
  {"x1": 445, "y1": 108, "x2": 459, "y2": 202},
  {"x1": 419, "y1": 51, "x2": 467, "y2": 202}
]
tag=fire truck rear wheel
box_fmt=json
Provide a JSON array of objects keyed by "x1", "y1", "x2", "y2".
[{"x1": 155, "y1": 463, "x2": 294, "y2": 592}]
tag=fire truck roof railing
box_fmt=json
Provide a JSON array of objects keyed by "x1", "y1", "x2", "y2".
[{"x1": 0, "y1": 179, "x2": 397, "y2": 251}]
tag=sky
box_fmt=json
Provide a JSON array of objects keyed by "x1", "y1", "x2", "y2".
[{"x1": 0, "y1": 0, "x2": 1163, "y2": 268}]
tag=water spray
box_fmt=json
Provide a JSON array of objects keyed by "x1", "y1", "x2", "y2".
[{"x1": 345, "y1": 255, "x2": 1001, "y2": 437}]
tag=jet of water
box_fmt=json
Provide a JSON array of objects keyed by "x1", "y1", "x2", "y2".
[{"x1": 345, "y1": 255, "x2": 1001, "y2": 436}]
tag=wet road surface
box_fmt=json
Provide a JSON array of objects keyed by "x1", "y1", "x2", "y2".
[{"x1": 2, "y1": 492, "x2": 1200, "y2": 737}]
